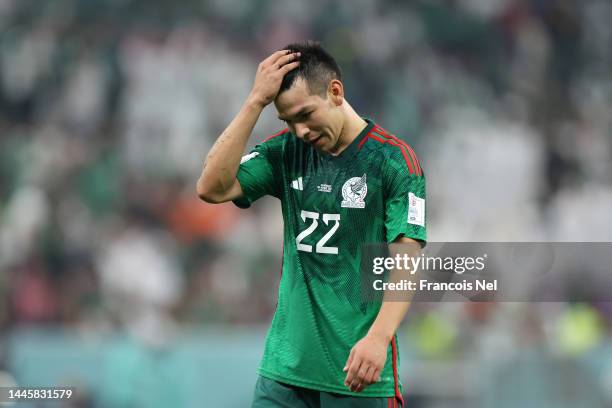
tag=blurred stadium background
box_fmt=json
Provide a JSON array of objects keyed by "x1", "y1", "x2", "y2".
[{"x1": 1, "y1": 0, "x2": 612, "y2": 406}]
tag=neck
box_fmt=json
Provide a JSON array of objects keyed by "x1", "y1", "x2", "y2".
[{"x1": 329, "y1": 102, "x2": 368, "y2": 156}]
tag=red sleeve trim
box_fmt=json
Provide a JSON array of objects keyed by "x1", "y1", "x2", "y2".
[
  {"x1": 360, "y1": 127, "x2": 418, "y2": 175},
  {"x1": 373, "y1": 125, "x2": 422, "y2": 175},
  {"x1": 372, "y1": 126, "x2": 422, "y2": 176},
  {"x1": 394, "y1": 138, "x2": 422, "y2": 177},
  {"x1": 385, "y1": 139, "x2": 416, "y2": 175},
  {"x1": 391, "y1": 337, "x2": 405, "y2": 407}
]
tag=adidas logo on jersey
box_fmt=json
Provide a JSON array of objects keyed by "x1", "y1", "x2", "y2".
[{"x1": 291, "y1": 177, "x2": 303, "y2": 191}]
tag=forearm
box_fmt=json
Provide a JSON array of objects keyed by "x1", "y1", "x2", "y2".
[
  {"x1": 368, "y1": 299, "x2": 410, "y2": 343},
  {"x1": 197, "y1": 97, "x2": 263, "y2": 198},
  {"x1": 368, "y1": 239, "x2": 420, "y2": 342},
  {"x1": 368, "y1": 253, "x2": 411, "y2": 343}
]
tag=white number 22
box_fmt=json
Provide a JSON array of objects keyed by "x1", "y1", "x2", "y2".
[{"x1": 296, "y1": 211, "x2": 340, "y2": 254}]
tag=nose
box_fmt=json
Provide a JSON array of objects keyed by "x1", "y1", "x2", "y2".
[{"x1": 294, "y1": 123, "x2": 310, "y2": 139}]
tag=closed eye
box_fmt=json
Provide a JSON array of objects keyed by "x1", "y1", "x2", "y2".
[{"x1": 299, "y1": 111, "x2": 312, "y2": 121}]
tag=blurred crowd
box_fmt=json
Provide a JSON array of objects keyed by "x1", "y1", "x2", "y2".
[{"x1": 1, "y1": 0, "x2": 612, "y2": 406}]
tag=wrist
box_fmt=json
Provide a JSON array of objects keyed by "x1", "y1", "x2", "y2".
[
  {"x1": 245, "y1": 94, "x2": 267, "y2": 111},
  {"x1": 367, "y1": 327, "x2": 393, "y2": 344}
]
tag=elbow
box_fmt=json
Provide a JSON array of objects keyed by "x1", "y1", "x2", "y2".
[
  {"x1": 196, "y1": 191, "x2": 214, "y2": 204},
  {"x1": 196, "y1": 178, "x2": 221, "y2": 203}
]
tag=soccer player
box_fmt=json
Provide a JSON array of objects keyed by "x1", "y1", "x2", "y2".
[{"x1": 197, "y1": 41, "x2": 426, "y2": 408}]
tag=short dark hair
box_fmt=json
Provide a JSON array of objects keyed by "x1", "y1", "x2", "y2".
[{"x1": 278, "y1": 41, "x2": 342, "y2": 97}]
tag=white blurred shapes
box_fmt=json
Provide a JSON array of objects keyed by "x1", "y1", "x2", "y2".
[
  {"x1": 56, "y1": 193, "x2": 97, "y2": 253},
  {"x1": 26, "y1": 124, "x2": 86, "y2": 186},
  {"x1": 395, "y1": 10, "x2": 426, "y2": 50},
  {"x1": 548, "y1": 183, "x2": 612, "y2": 241},
  {"x1": 209, "y1": 253, "x2": 248, "y2": 306},
  {"x1": 266, "y1": 0, "x2": 325, "y2": 26},
  {"x1": 0, "y1": 185, "x2": 49, "y2": 267},
  {"x1": 119, "y1": 26, "x2": 209, "y2": 178},
  {"x1": 127, "y1": 307, "x2": 179, "y2": 349},
  {"x1": 572, "y1": 74, "x2": 612, "y2": 130},
  {"x1": 98, "y1": 227, "x2": 182, "y2": 308},
  {"x1": 208, "y1": 0, "x2": 253, "y2": 21},
  {"x1": 459, "y1": 0, "x2": 511, "y2": 19},
  {"x1": 97, "y1": 226, "x2": 183, "y2": 345},
  {"x1": 258, "y1": 20, "x2": 309, "y2": 56},
  {"x1": 397, "y1": 48, "x2": 495, "y2": 114},
  {"x1": 357, "y1": 12, "x2": 403, "y2": 62},
  {"x1": 601, "y1": 361, "x2": 612, "y2": 404},
  {"x1": 425, "y1": 106, "x2": 545, "y2": 241},
  {"x1": 201, "y1": 38, "x2": 253, "y2": 131},
  {"x1": 468, "y1": 303, "x2": 524, "y2": 363},
  {"x1": 222, "y1": 208, "x2": 262, "y2": 254},
  {"x1": 571, "y1": 76, "x2": 612, "y2": 182},
  {"x1": 337, "y1": 0, "x2": 377, "y2": 22},
  {"x1": 0, "y1": 25, "x2": 56, "y2": 101},
  {"x1": 256, "y1": 200, "x2": 284, "y2": 251},
  {"x1": 509, "y1": 16, "x2": 551, "y2": 101},
  {"x1": 583, "y1": 0, "x2": 612, "y2": 65},
  {"x1": 61, "y1": 51, "x2": 109, "y2": 133},
  {"x1": 223, "y1": 199, "x2": 283, "y2": 254}
]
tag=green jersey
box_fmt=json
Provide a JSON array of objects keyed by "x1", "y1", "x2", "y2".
[{"x1": 234, "y1": 119, "x2": 426, "y2": 399}]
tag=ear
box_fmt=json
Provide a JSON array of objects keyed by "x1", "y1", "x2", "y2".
[{"x1": 328, "y1": 79, "x2": 344, "y2": 106}]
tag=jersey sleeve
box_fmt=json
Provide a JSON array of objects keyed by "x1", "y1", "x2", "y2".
[
  {"x1": 232, "y1": 134, "x2": 285, "y2": 208},
  {"x1": 383, "y1": 146, "x2": 427, "y2": 244}
]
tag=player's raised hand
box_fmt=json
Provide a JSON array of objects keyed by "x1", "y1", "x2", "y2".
[
  {"x1": 248, "y1": 50, "x2": 300, "y2": 107},
  {"x1": 343, "y1": 333, "x2": 388, "y2": 392}
]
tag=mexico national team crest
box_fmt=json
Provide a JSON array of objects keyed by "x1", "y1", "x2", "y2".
[{"x1": 341, "y1": 174, "x2": 367, "y2": 208}]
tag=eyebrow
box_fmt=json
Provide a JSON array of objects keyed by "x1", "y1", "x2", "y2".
[{"x1": 277, "y1": 106, "x2": 314, "y2": 122}]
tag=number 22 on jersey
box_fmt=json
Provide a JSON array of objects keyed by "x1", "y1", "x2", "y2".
[{"x1": 295, "y1": 210, "x2": 340, "y2": 254}]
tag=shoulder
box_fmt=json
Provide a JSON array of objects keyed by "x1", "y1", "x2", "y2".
[
  {"x1": 248, "y1": 128, "x2": 292, "y2": 159},
  {"x1": 361, "y1": 124, "x2": 423, "y2": 177},
  {"x1": 260, "y1": 128, "x2": 292, "y2": 147}
]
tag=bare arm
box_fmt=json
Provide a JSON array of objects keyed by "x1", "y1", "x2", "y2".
[
  {"x1": 344, "y1": 236, "x2": 421, "y2": 392},
  {"x1": 195, "y1": 100, "x2": 263, "y2": 203},
  {"x1": 196, "y1": 50, "x2": 300, "y2": 203}
]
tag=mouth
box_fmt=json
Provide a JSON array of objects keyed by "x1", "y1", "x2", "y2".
[{"x1": 307, "y1": 134, "x2": 324, "y2": 147}]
